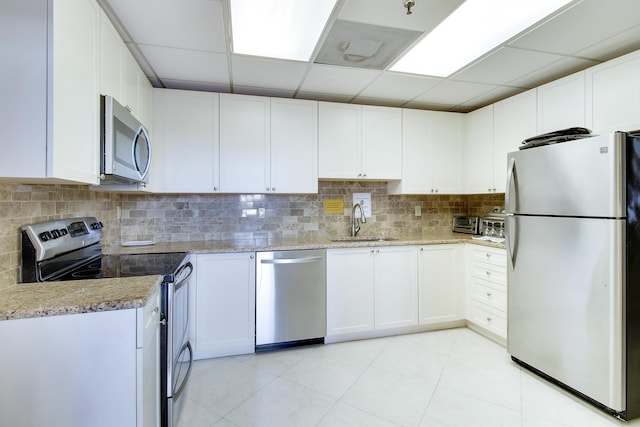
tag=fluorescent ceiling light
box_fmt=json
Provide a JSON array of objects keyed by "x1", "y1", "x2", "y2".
[
  {"x1": 230, "y1": 0, "x2": 338, "y2": 61},
  {"x1": 390, "y1": 0, "x2": 573, "y2": 77}
]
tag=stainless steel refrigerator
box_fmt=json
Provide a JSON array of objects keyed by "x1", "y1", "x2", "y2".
[{"x1": 506, "y1": 131, "x2": 640, "y2": 420}]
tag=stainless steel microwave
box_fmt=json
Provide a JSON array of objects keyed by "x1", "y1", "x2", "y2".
[{"x1": 100, "y1": 95, "x2": 151, "y2": 185}]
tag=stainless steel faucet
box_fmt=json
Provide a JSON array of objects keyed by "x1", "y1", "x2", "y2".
[{"x1": 351, "y1": 203, "x2": 367, "y2": 237}]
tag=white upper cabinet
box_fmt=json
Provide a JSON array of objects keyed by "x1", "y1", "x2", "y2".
[
  {"x1": 219, "y1": 94, "x2": 270, "y2": 193},
  {"x1": 319, "y1": 102, "x2": 401, "y2": 180},
  {"x1": 0, "y1": 0, "x2": 101, "y2": 185},
  {"x1": 463, "y1": 105, "x2": 494, "y2": 194},
  {"x1": 492, "y1": 89, "x2": 537, "y2": 193},
  {"x1": 586, "y1": 50, "x2": 640, "y2": 134},
  {"x1": 537, "y1": 71, "x2": 586, "y2": 133},
  {"x1": 219, "y1": 94, "x2": 318, "y2": 194},
  {"x1": 269, "y1": 98, "x2": 318, "y2": 193},
  {"x1": 152, "y1": 89, "x2": 220, "y2": 193},
  {"x1": 389, "y1": 109, "x2": 463, "y2": 195},
  {"x1": 99, "y1": 12, "x2": 153, "y2": 131}
]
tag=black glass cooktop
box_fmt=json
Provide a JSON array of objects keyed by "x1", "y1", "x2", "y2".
[{"x1": 56, "y1": 252, "x2": 187, "y2": 281}]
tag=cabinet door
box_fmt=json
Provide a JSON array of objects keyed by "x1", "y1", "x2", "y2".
[
  {"x1": 99, "y1": 12, "x2": 123, "y2": 103},
  {"x1": 220, "y1": 94, "x2": 270, "y2": 192},
  {"x1": 493, "y1": 89, "x2": 537, "y2": 193},
  {"x1": 537, "y1": 71, "x2": 586, "y2": 133},
  {"x1": 270, "y1": 98, "x2": 318, "y2": 193},
  {"x1": 463, "y1": 105, "x2": 494, "y2": 194},
  {"x1": 153, "y1": 89, "x2": 219, "y2": 193},
  {"x1": 318, "y1": 102, "x2": 361, "y2": 179},
  {"x1": 418, "y1": 244, "x2": 463, "y2": 325},
  {"x1": 326, "y1": 248, "x2": 375, "y2": 336},
  {"x1": 50, "y1": 0, "x2": 101, "y2": 185},
  {"x1": 194, "y1": 253, "x2": 256, "y2": 359},
  {"x1": 374, "y1": 245, "x2": 418, "y2": 330},
  {"x1": 586, "y1": 50, "x2": 640, "y2": 133},
  {"x1": 361, "y1": 105, "x2": 402, "y2": 179},
  {"x1": 432, "y1": 112, "x2": 463, "y2": 194}
]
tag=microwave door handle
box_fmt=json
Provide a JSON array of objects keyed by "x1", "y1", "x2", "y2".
[{"x1": 133, "y1": 126, "x2": 152, "y2": 179}]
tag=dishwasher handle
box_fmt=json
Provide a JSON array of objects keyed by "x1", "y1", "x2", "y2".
[{"x1": 260, "y1": 256, "x2": 323, "y2": 265}]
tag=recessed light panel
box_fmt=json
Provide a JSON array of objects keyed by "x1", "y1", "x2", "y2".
[
  {"x1": 390, "y1": 0, "x2": 574, "y2": 77},
  {"x1": 230, "y1": 0, "x2": 338, "y2": 61}
]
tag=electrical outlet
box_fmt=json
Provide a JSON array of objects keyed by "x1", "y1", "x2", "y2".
[{"x1": 415, "y1": 206, "x2": 421, "y2": 216}]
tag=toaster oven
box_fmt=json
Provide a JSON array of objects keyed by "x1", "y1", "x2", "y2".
[{"x1": 452, "y1": 216, "x2": 480, "y2": 234}]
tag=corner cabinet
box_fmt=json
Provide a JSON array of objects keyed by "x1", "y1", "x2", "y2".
[
  {"x1": 151, "y1": 89, "x2": 220, "y2": 193},
  {"x1": 319, "y1": 102, "x2": 401, "y2": 180},
  {"x1": 418, "y1": 244, "x2": 465, "y2": 325},
  {"x1": 1, "y1": 0, "x2": 101, "y2": 185},
  {"x1": 389, "y1": 110, "x2": 463, "y2": 195},
  {"x1": 326, "y1": 246, "x2": 418, "y2": 337},
  {"x1": 219, "y1": 94, "x2": 318, "y2": 193},
  {"x1": 0, "y1": 287, "x2": 160, "y2": 427},
  {"x1": 192, "y1": 252, "x2": 256, "y2": 359}
]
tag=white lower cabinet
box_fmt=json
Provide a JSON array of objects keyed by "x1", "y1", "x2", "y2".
[
  {"x1": 418, "y1": 244, "x2": 465, "y2": 325},
  {"x1": 193, "y1": 252, "x2": 256, "y2": 359},
  {"x1": 326, "y1": 246, "x2": 418, "y2": 337},
  {"x1": 0, "y1": 286, "x2": 160, "y2": 427},
  {"x1": 466, "y1": 245, "x2": 507, "y2": 340}
]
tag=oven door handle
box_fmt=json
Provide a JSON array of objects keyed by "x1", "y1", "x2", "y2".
[
  {"x1": 174, "y1": 261, "x2": 193, "y2": 291},
  {"x1": 173, "y1": 342, "x2": 193, "y2": 402}
]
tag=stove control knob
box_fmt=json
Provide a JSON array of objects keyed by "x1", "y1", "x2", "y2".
[
  {"x1": 39, "y1": 231, "x2": 52, "y2": 241},
  {"x1": 50, "y1": 229, "x2": 61, "y2": 239},
  {"x1": 59, "y1": 228, "x2": 68, "y2": 236}
]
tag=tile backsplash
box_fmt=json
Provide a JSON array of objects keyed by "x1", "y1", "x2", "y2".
[
  {"x1": 120, "y1": 181, "x2": 504, "y2": 242},
  {"x1": 0, "y1": 181, "x2": 503, "y2": 287}
]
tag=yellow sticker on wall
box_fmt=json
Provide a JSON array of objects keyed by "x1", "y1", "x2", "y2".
[{"x1": 324, "y1": 198, "x2": 344, "y2": 213}]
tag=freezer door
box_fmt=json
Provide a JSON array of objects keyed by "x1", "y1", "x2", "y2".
[
  {"x1": 505, "y1": 133, "x2": 625, "y2": 218},
  {"x1": 507, "y1": 215, "x2": 625, "y2": 411}
]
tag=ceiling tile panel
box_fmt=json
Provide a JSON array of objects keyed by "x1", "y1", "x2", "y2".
[
  {"x1": 412, "y1": 80, "x2": 501, "y2": 106},
  {"x1": 453, "y1": 47, "x2": 565, "y2": 86},
  {"x1": 299, "y1": 64, "x2": 381, "y2": 96},
  {"x1": 357, "y1": 72, "x2": 442, "y2": 100},
  {"x1": 139, "y1": 45, "x2": 229, "y2": 84},
  {"x1": 231, "y1": 55, "x2": 309, "y2": 91},
  {"x1": 104, "y1": 0, "x2": 227, "y2": 52}
]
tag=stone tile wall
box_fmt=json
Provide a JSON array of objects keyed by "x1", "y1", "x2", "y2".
[
  {"x1": 0, "y1": 181, "x2": 503, "y2": 287},
  {"x1": 120, "y1": 181, "x2": 505, "y2": 242},
  {"x1": 0, "y1": 184, "x2": 120, "y2": 287}
]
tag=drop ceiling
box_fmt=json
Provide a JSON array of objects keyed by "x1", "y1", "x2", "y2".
[{"x1": 99, "y1": 0, "x2": 640, "y2": 113}]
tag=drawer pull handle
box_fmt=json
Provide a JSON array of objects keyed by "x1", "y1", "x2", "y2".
[
  {"x1": 486, "y1": 317, "x2": 492, "y2": 322},
  {"x1": 485, "y1": 253, "x2": 491, "y2": 258},
  {"x1": 486, "y1": 292, "x2": 492, "y2": 297},
  {"x1": 485, "y1": 271, "x2": 491, "y2": 276}
]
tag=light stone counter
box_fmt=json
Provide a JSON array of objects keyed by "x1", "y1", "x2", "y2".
[
  {"x1": 0, "y1": 275, "x2": 163, "y2": 321},
  {"x1": 1, "y1": 232, "x2": 504, "y2": 321},
  {"x1": 113, "y1": 231, "x2": 505, "y2": 255}
]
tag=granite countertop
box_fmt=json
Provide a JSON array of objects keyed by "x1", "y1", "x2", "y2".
[
  {"x1": 0, "y1": 276, "x2": 163, "y2": 321},
  {"x1": 1, "y1": 232, "x2": 504, "y2": 321},
  {"x1": 113, "y1": 231, "x2": 505, "y2": 255}
]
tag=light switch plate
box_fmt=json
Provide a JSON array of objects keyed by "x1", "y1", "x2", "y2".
[{"x1": 353, "y1": 193, "x2": 372, "y2": 216}]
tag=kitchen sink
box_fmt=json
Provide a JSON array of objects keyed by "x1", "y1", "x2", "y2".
[{"x1": 330, "y1": 237, "x2": 398, "y2": 243}]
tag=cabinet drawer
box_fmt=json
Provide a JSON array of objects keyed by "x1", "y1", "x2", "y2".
[
  {"x1": 470, "y1": 246, "x2": 506, "y2": 267},
  {"x1": 468, "y1": 302, "x2": 507, "y2": 338},
  {"x1": 470, "y1": 262, "x2": 506, "y2": 286},
  {"x1": 469, "y1": 278, "x2": 507, "y2": 312}
]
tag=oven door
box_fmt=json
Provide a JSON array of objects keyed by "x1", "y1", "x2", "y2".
[{"x1": 164, "y1": 260, "x2": 194, "y2": 427}]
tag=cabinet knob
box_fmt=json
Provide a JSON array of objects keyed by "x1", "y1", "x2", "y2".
[
  {"x1": 370, "y1": 249, "x2": 375, "y2": 253},
  {"x1": 485, "y1": 253, "x2": 491, "y2": 258},
  {"x1": 250, "y1": 255, "x2": 255, "y2": 259},
  {"x1": 485, "y1": 271, "x2": 491, "y2": 276},
  {"x1": 363, "y1": 173, "x2": 367, "y2": 177},
  {"x1": 486, "y1": 292, "x2": 492, "y2": 297},
  {"x1": 272, "y1": 187, "x2": 276, "y2": 191},
  {"x1": 420, "y1": 247, "x2": 424, "y2": 251},
  {"x1": 435, "y1": 189, "x2": 438, "y2": 193},
  {"x1": 213, "y1": 186, "x2": 218, "y2": 192},
  {"x1": 492, "y1": 188, "x2": 496, "y2": 192},
  {"x1": 266, "y1": 187, "x2": 270, "y2": 191},
  {"x1": 358, "y1": 173, "x2": 362, "y2": 177},
  {"x1": 486, "y1": 317, "x2": 492, "y2": 322},
  {"x1": 488, "y1": 188, "x2": 492, "y2": 192}
]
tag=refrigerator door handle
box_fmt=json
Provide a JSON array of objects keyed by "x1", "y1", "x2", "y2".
[
  {"x1": 506, "y1": 214, "x2": 517, "y2": 269},
  {"x1": 505, "y1": 157, "x2": 516, "y2": 213}
]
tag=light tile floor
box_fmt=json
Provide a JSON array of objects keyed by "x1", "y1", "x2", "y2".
[{"x1": 177, "y1": 327, "x2": 640, "y2": 427}]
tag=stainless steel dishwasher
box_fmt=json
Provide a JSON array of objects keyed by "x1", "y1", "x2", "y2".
[{"x1": 256, "y1": 249, "x2": 326, "y2": 351}]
